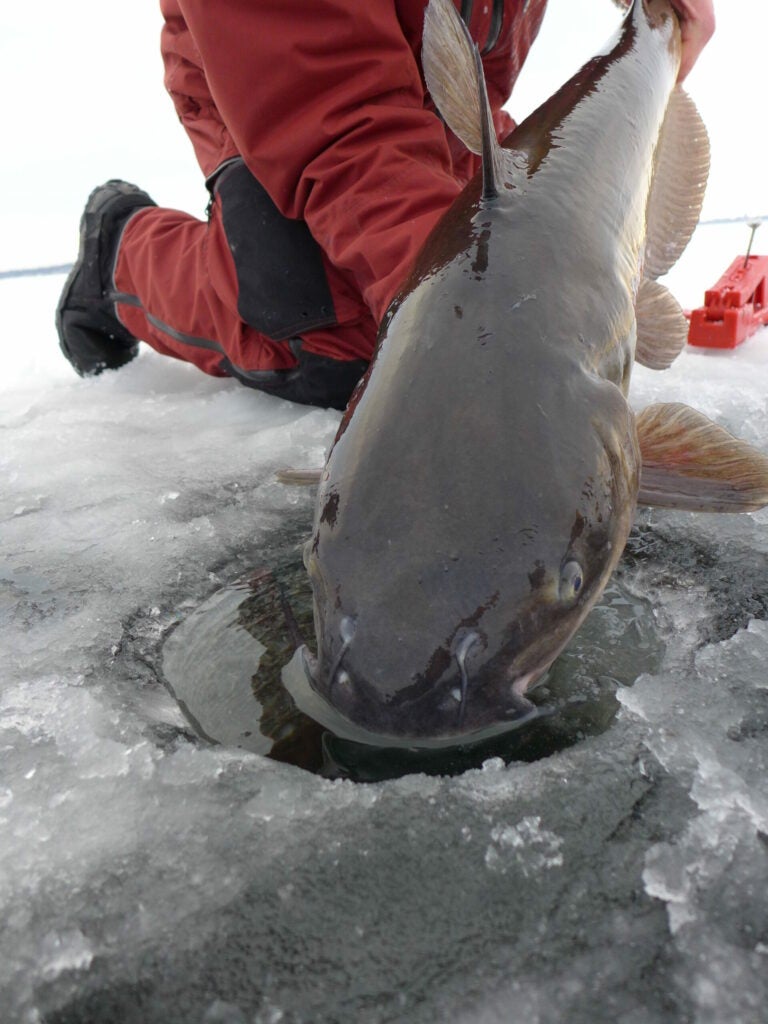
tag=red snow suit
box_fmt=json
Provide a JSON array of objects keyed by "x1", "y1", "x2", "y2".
[{"x1": 113, "y1": 0, "x2": 548, "y2": 407}]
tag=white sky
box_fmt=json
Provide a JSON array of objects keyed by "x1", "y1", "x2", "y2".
[{"x1": 0, "y1": 0, "x2": 766, "y2": 272}]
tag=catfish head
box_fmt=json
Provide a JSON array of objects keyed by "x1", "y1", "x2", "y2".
[{"x1": 292, "y1": 365, "x2": 640, "y2": 748}]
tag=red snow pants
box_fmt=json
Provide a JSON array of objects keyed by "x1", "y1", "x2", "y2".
[{"x1": 113, "y1": 0, "x2": 548, "y2": 408}]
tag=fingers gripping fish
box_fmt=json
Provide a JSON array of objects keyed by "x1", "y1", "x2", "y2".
[{"x1": 283, "y1": 0, "x2": 768, "y2": 748}]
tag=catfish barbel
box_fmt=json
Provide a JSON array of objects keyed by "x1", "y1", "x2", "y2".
[{"x1": 283, "y1": 0, "x2": 768, "y2": 748}]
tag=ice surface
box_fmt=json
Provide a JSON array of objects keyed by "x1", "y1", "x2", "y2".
[{"x1": 2, "y1": 228, "x2": 768, "y2": 1023}]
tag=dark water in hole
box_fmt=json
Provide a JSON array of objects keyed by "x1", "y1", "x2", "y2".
[{"x1": 161, "y1": 515, "x2": 663, "y2": 782}]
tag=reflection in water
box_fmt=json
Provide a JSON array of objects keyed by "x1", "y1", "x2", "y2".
[{"x1": 161, "y1": 518, "x2": 663, "y2": 783}]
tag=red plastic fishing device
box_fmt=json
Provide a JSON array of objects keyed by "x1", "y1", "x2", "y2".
[{"x1": 687, "y1": 246, "x2": 768, "y2": 350}]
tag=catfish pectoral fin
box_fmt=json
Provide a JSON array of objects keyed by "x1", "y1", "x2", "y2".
[
  {"x1": 635, "y1": 278, "x2": 688, "y2": 370},
  {"x1": 275, "y1": 467, "x2": 324, "y2": 485},
  {"x1": 636, "y1": 402, "x2": 768, "y2": 512},
  {"x1": 644, "y1": 88, "x2": 710, "y2": 281}
]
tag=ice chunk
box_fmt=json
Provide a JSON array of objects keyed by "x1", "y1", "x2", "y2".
[
  {"x1": 39, "y1": 929, "x2": 94, "y2": 981},
  {"x1": 484, "y1": 815, "x2": 564, "y2": 875}
]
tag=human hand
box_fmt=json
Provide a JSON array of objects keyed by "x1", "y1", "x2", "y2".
[{"x1": 669, "y1": 0, "x2": 715, "y2": 82}]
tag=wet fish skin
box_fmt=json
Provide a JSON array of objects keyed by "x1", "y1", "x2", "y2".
[{"x1": 301, "y1": 0, "x2": 683, "y2": 744}]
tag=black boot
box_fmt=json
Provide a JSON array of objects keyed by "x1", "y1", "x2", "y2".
[{"x1": 56, "y1": 180, "x2": 156, "y2": 376}]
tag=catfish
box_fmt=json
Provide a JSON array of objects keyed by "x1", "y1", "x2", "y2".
[{"x1": 282, "y1": 0, "x2": 768, "y2": 747}]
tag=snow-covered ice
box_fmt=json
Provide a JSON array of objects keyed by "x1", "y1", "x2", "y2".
[{"x1": 2, "y1": 223, "x2": 768, "y2": 1023}]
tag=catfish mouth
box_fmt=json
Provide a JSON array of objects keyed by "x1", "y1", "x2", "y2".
[
  {"x1": 291, "y1": 530, "x2": 625, "y2": 749},
  {"x1": 281, "y1": 644, "x2": 548, "y2": 751}
]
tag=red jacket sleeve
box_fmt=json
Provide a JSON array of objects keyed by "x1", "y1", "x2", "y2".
[{"x1": 175, "y1": 0, "x2": 468, "y2": 323}]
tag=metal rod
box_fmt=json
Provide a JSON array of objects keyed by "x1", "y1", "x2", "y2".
[{"x1": 744, "y1": 221, "x2": 762, "y2": 268}]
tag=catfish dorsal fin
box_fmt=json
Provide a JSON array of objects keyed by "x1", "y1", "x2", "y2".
[
  {"x1": 423, "y1": 0, "x2": 506, "y2": 199},
  {"x1": 472, "y1": 43, "x2": 502, "y2": 200}
]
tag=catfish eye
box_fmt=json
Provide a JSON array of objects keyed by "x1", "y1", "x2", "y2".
[{"x1": 559, "y1": 560, "x2": 584, "y2": 603}]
